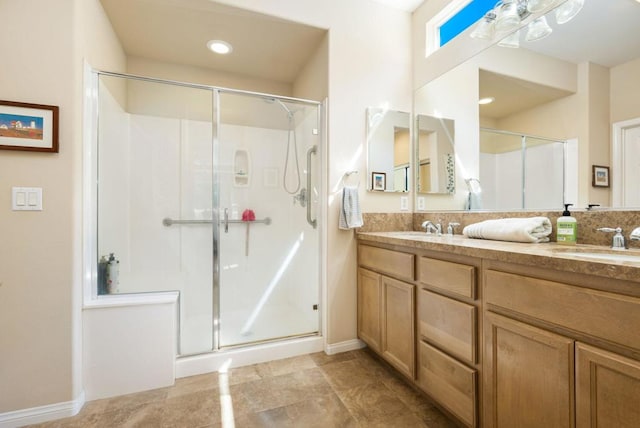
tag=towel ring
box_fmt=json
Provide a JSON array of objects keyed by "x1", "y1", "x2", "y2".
[{"x1": 342, "y1": 170, "x2": 359, "y2": 187}]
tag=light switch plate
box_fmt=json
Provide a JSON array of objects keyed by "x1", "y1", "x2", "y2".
[
  {"x1": 417, "y1": 197, "x2": 426, "y2": 211},
  {"x1": 400, "y1": 196, "x2": 409, "y2": 211},
  {"x1": 12, "y1": 187, "x2": 42, "y2": 211}
]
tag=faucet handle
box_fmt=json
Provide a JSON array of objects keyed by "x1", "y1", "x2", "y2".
[
  {"x1": 597, "y1": 227, "x2": 625, "y2": 249},
  {"x1": 447, "y1": 222, "x2": 460, "y2": 235},
  {"x1": 422, "y1": 220, "x2": 434, "y2": 234},
  {"x1": 630, "y1": 227, "x2": 640, "y2": 241}
]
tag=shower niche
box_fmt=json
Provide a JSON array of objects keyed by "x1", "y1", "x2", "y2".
[{"x1": 233, "y1": 149, "x2": 250, "y2": 187}]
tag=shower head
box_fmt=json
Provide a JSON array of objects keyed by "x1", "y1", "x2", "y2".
[{"x1": 264, "y1": 97, "x2": 294, "y2": 119}]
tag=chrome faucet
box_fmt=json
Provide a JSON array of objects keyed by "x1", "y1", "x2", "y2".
[
  {"x1": 597, "y1": 227, "x2": 626, "y2": 249},
  {"x1": 447, "y1": 222, "x2": 460, "y2": 235},
  {"x1": 422, "y1": 220, "x2": 442, "y2": 235}
]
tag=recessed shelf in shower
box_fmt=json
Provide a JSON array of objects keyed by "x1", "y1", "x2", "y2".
[{"x1": 233, "y1": 149, "x2": 250, "y2": 187}]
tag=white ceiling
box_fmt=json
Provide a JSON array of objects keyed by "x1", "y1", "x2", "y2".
[
  {"x1": 371, "y1": 0, "x2": 425, "y2": 12},
  {"x1": 99, "y1": 0, "x2": 327, "y2": 84},
  {"x1": 479, "y1": 70, "x2": 573, "y2": 120},
  {"x1": 522, "y1": 0, "x2": 640, "y2": 68}
]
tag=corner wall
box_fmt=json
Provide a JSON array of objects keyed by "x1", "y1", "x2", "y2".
[{"x1": 0, "y1": 0, "x2": 125, "y2": 417}]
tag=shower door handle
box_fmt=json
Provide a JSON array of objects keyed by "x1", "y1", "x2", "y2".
[
  {"x1": 223, "y1": 208, "x2": 229, "y2": 233},
  {"x1": 306, "y1": 145, "x2": 317, "y2": 229}
]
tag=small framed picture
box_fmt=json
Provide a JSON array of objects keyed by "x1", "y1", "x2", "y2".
[
  {"x1": 0, "y1": 100, "x2": 59, "y2": 153},
  {"x1": 372, "y1": 172, "x2": 386, "y2": 191},
  {"x1": 592, "y1": 165, "x2": 610, "y2": 188}
]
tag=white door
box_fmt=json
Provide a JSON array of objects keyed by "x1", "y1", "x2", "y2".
[{"x1": 613, "y1": 118, "x2": 640, "y2": 207}]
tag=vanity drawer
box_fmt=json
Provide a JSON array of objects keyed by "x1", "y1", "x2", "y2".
[
  {"x1": 418, "y1": 288, "x2": 477, "y2": 364},
  {"x1": 418, "y1": 340, "x2": 477, "y2": 427},
  {"x1": 358, "y1": 245, "x2": 414, "y2": 282},
  {"x1": 418, "y1": 257, "x2": 476, "y2": 299},
  {"x1": 485, "y1": 269, "x2": 640, "y2": 352}
]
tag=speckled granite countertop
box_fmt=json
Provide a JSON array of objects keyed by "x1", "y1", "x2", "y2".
[{"x1": 357, "y1": 231, "x2": 640, "y2": 283}]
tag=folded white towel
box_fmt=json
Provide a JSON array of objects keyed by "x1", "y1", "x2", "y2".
[
  {"x1": 462, "y1": 216, "x2": 552, "y2": 243},
  {"x1": 339, "y1": 186, "x2": 363, "y2": 230}
]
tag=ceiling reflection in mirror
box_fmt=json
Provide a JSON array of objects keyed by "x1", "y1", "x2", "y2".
[
  {"x1": 414, "y1": 0, "x2": 640, "y2": 211},
  {"x1": 366, "y1": 108, "x2": 410, "y2": 192}
]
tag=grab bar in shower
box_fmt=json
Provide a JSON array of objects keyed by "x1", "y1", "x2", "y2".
[
  {"x1": 306, "y1": 145, "x2": 317, "y2": 229},
  {"x1": 162, "y1": 217, "x2": 272, "y2": 227}
]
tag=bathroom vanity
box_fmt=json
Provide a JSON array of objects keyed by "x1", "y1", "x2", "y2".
[{"x1": 357, "y1": 232, "x2": 640, "y2": 428}]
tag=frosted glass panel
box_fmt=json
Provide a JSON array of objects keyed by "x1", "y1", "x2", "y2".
[
  {"x1": 217, "y1": 91, "x2": 321, "y2": 347},
  {"x1": 97, "y1": 75, "x2": 214, "y2": 355}
]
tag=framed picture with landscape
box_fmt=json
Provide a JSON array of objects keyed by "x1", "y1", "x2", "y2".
[
  {"x1": 0, "y1": 100, "x2": 59, "y2": 153},
  {"x1": 592, "y1": 165, "x2": 610, "y2": 188},
  {"x1": 372, "y1": 172, "x2": 386, "y2": 191}
]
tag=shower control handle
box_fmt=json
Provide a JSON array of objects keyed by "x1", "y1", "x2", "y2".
[{"x1": 224, "y1": 208, "x2": 229, "y2": 233}]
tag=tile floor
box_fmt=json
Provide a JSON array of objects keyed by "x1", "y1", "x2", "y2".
[{"x1": 29, "y1": 349, "x2": 458, "y2": 428}]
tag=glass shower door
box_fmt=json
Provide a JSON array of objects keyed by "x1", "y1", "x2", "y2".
[{"x1": 216, "y1": 91, "x2": 321, "y2": 348}]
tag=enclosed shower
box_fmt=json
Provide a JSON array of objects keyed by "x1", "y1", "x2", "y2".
[{"x1": 93, "y1": 72, "x2": 322, "y2": 356}]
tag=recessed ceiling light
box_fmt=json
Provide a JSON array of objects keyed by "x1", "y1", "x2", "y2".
[
  {"x1": 206, "y1": 40, "x2": 233, "y2": 55},
  {"x1": 479, "y1": 97, "x2": 495, "y2": 105}
]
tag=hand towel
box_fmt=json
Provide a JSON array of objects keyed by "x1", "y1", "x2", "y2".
[
  {"x1": 339, "y1": 186, "x2": 363, "y2": 230},
  {"x1": 462, "y1": 216, "x2": 552, "y2": 243}
]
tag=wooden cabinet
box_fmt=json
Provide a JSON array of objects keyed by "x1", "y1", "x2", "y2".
[
  {"x1": 416, "y1": 255, "x2": 480, "y2": 427},
  {"x1": 418, "y1": 289, "x2": 477, "y2": 365},
  {"x1": 357, "y1": 267, "x2": 382, "y2": 353},
  {"x1": 576, "y1": 343, "x2": 640, "y2": 427},
  {"x1": 419, "y1": 340, "x2": 477, "y2": 427},
  {"x1": 483, "y1": 312, "x2": 575, "y2": 428},
  {"x1": 484, "y1": 265, "x2": 640, "y2": 428},
  {"x1": 381, "y1": 276, "x2": 415, "y2": 379},
  {"x1": 357, "y1": 255, "x2": 415, "y2": 379}
]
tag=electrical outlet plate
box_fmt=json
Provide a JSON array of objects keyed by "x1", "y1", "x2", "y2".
[
  {"x1": 400, "y1": 196, "x2": 409, "y2": 211},
  {"x1": 417, "y1": 197, "x2": 426, "y2": 211}
]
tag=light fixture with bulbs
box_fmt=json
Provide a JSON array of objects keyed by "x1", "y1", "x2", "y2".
[
  {"x1": 470, "y1": 0, "x2": 584, "y2": 46},
  {"x1": 206, "y1": 39, "x2": 233, "y2": 55}
]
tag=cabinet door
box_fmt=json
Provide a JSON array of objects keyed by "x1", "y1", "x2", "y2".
[
  {"x1": 484, "y1": 312, "x2": 575, "y2": 428},
  {"x1": 357, "y1": 268, "x2": 382, "y2": 352},
  {"x1": 576, "y1": 342, "x2": 640, "y2": 428},
  {"x1": 381, "y1": 276, "x2": 415, "y2": 379}
]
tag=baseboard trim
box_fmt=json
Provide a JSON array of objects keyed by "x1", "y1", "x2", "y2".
[
  {"x1": 325, "y1": 338, "x2": 366, "y2": 355},
  {"x1": 0, "y1": 391, "x2": 85, "y2": 428}
]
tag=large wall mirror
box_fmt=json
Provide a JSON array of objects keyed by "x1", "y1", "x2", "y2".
[
  {"x1": 366, "y1": 108, "x2": 411, "y2": 192},
  {"x1": 414, "y1": 0, "x2": 640, "y2": 211}
]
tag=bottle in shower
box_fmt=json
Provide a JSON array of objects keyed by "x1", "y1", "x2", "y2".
[
  {"x1": 105, "y1": 253, "x2": 120, "y2": 294},
  {"x1": 98, "y1": 255, "x2": 109, "y2": 295}
]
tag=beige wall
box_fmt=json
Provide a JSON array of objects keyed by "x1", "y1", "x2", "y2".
[
  {"x1": 610, "y1": 57, "x2": 640, "y2": 124},
  {"x1": 293, "y1": 33, "x2": 329, "y2": 102},
  {"x1": 127, "y1": 56, "x2": 293, "y2": 96},
  {"x1": 0, "y1": 0, "x2": 125, "y2": 413}
]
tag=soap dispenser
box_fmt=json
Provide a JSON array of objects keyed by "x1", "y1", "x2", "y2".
[{"x1": 556, "y1": 204, "x2": 577, "y2": 245}]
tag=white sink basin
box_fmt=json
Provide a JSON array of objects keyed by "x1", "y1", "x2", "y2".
[{"x1": 554, "y1": 248, "x2": 640, "y2": 263}]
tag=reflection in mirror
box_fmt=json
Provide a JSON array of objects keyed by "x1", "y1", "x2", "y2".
[
  {"x1": 479, "y1": 128, "x2": 574, "y2": 210},
  {"x1": 366, "y1": 108, "x2": 410, "y2": 192},
  {"x1": 414, "y1": 0, "x2": 640, "y2": 211},
  {"x1": 416, "y1": 115, "x2": 455, "y2": 194}
]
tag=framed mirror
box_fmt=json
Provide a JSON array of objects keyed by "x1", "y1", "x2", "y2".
[{"x1": 366, "y1": 108, "x2": 411, "y2": 192}]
